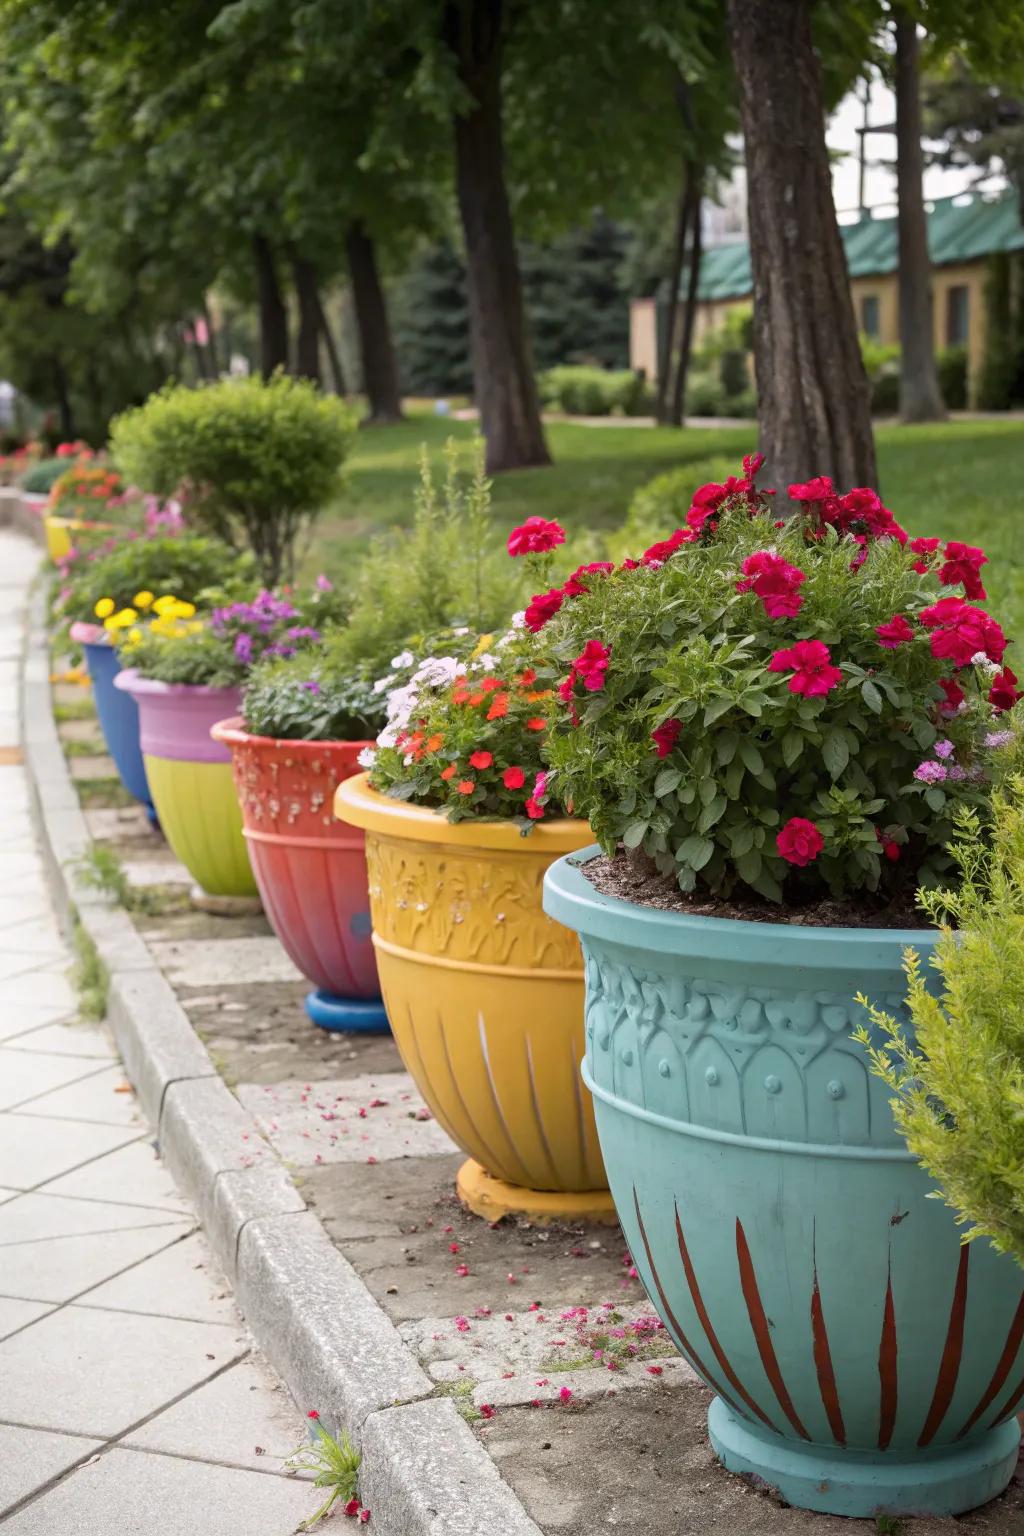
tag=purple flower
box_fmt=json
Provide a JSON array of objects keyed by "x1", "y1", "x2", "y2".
[
  {"x1": 302, "y1": 680, "x2": 321, "y2": 694},
  {"x1": 913, "y1": 760, "x2": 948, "y2": 784},
  {"x1": 984, "y1": 730, "x2": 1013, "y2": 748},
  {"x1": 233, "y1": 633, "x2": 253, "y2": 664},
  {"x1": 315, "y1": 574, "x2": 333, "y2": 592},
  {"x1": 933, "y1": 739, "x2": 955, "y2": 759}
]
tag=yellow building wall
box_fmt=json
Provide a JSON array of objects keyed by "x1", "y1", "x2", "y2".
[{"x1": 639, "y1": 258, "x2": 990, "y2": 398}]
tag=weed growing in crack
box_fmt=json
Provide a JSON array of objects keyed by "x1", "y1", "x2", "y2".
[{"x1": 286, "y1": 1411, "x2": 367, "y2": 1526}]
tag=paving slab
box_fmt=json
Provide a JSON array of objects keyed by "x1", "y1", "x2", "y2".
[
  {"x1": 0, "y1": 1423, "x2": 102, "y2": 1517},
  {"x1": 0, "y1": 1115, "x2": 140, "y2": 1189},
  {"x1": 0, "y1": 1446, "x2": 319, "y2": 1535},
  {"x1": 0, "y1": 1296, "x2": 54, "y2": 1341},
  {"x1": 77, "y1": 1229, "x2": 239, "y2": 1324},
  {"x1": 0, "y1": 1002, "x2": 76, "y2": 1043},
  {"x1": 148, "y1": 936, "x2": 304, "y2": 987},
  {"x1": 12, "y1": 1061, "x2": 143, "y2": 1127},
  {"x1": 5, "y1": 1019, "x2": 117, "y2": 1058},
  {"x1": 39, "y1": 1137, "x2": 190, "y2": 1211},
  {"x1": 0, "y1": 1049, "x2": 109, "y2": 1110},
  {"x1": 236, "y1": 1071, "x2": 456, "y2": 1165},
  {"x1": 0, "y1": 1304, "x2": 249, "y2": 1436}
]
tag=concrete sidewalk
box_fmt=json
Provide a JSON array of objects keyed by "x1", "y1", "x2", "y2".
[{"x1": 0, "y1": 532, "x2": 316, "y2": 1534}]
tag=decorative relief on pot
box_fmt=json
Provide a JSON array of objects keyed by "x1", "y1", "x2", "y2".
[
  {"x1": 365, "y1": 835, "x2": 582, "y2": 971},
  {"x1": 583, "y1": 949, "x2": 907, "y2": 1147}
]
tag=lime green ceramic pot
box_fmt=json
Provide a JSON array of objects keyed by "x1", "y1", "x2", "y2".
[
  {"x1": 114, "y1": 669, "x2": 257, "y2": 898},
  {"x1": 544, "y1": 849, "x2": 1024, "y2": 1520}
]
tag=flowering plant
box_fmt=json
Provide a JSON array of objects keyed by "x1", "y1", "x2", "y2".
[
  {"x1": 52, "y1": 534, "x2": 248, "y2": 642},
  {"x1": 117, "y1": 581, "x2": 342, "y2": 689},
  {"x1": 542, "y1": 455, "x2": 1017, "y2": 906},
  {"x1": 48, "y1": 462, "x2": 125, "y2": 518}
]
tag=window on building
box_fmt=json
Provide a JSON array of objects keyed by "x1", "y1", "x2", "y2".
[
  {"x1": 946, "y1": 285, "x2": 970, "y2": 348},
  {"x1": 860, "y1": 294, "x2": 880, "y2": 339}
]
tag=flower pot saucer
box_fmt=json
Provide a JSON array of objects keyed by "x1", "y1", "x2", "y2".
[
  {"x1": 304, "y1": 989, "x2": 390, "y2": 1034},
  {"x1": 456, "y1": 1159, "x2": 618, "y2": 1226}
]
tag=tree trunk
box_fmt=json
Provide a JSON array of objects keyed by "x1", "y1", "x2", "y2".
[
  {"x1": 445, "y1": 0, "x2": 550, "y2": 472},
  {"x1": 656, "y1": 164, "x2": 690, "y2": 425},
  {"x1": 894, "y1": 9, "x2": 946, "y2": 423},
  {"x1": 253, "y1": 233, "x2": 289, "y2": 376},
  {"x1": 345, "y1": 223, "x2": 404, "y2": 424},
  {"x1": 726, "y1": 0, "x2": 877, "y2": 492},
  {"x1": 52, "y1": 355, "x2": 74, "y2": 438},
  {"x1": 669, "y1": 167, "x2": 704, "y2": 427},
  {"x1": 317, "y1": 292, "x2": 347, "y2": 395},
  {"x1": 202, "y1": 298, "x2": 220, "y2": 376},
  {"x1": 292, "y1": 256, "x2": 322, "y2": 385}
]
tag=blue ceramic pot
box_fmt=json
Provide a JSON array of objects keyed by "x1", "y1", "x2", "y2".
[
  {"x1": 81, "y1": 640, "x2": 154, "y2": 815},
  {"x1": 544, "y1": 850, "x2": 1024, "y2": 1519}
]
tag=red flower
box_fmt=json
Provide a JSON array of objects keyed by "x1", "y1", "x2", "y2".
[
  {"x1": 440, "y1": 763, "x2": 458, "y2": 781},
  {"x1": 651, "y1": 718, "x2": 682, "y2": 757},
  {"x1": 457, "y1": 779, "x2": 475, "y2": 795},
  {"x1": 788, "y1": 475, "x2": 834, "y2": 506},
  {"x1": 559, "y1": 1386, "x2": 574, "y2": 1404},
  {"x1": 643, "y1": 525, "x2": 699, "y2": 565},
  {"x1": 507, "y1": 516, "x2": 566, "y2": 556},
  {"x1": 486, "y1": 692, "x2": 509, "y2": 720},
  {"x1": 938, "y1": 676, "x2": 964, "y2": 715},
  {"x1": 307, "y1": 1410, "x2": 320, "y2": 1420},
  {"x1": 939, "y1": 541, "x2": 988, "y2": 600},
  {"x1": 469, "y1": 750, "x2": 493, "y2": 770},
  {"x1": 910, "y1": 535, "x2": 941, "y2": 574},
  {"x1": 920, "y1": 596, "x2": 1006, "y2": 668},
  {"x1": 768, "y1": 639, "x2": 843, "y2": 697},
  {"x1": 480, "y1": 1403, "x2": 496, "y2": 1419},
  {"x1": 574, "y1": 639, "x2": 611, "y2": 691},
  {"x1": 875, "y1": 614, "x2": 914, "y2": 649},
  {"x1": 735, "y1": 551, "x2": 806, "y2": 618},
  {"x1": 563, "y1": 562, "x2": 614, "y2": 597},
  {"x1": 526, "y1": 717, "x2": 547, "y2": 731},
  {"x1": 516, "y1": 668, "x2": 537, "y2": 687},
  {"x1": 743, "y1": 451, "x2": 765, "y2": 479},
  {"x1": 875, "y1": 828, "x2": 902, "y2": 863},
  {"x1": 503, "y1": 765, "x2": 526, "y2": 789},
  {"x1": 525, "y1": 797, "x2": 545, "y2": 819},
  {"x1": 776, "y1": 817, "x2": 824, "y2": 867},
  {"x1": 344, "y1": 1499, "x2": 361, "y2": 1518},
  {"x1": 989, "y1": 666, "x2": 1021, "y2": 713},
  {"x1": 524, "y1": 588, "x2": 564, "y2": 632}
]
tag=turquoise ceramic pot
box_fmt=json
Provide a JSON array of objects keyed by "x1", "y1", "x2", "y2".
[{"x1": 544, "y1": 851, "x2": 1024, "y2": 1519}]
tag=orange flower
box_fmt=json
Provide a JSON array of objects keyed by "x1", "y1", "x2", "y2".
[
  {"x1": 517, "y1": 669, "x2": 537, "y2": 687},
  {"x1": 440, "y1": 763, "x2": 458, "y2": 781},
  {"x1": 452, "y1": 687, "x2": 470, "y2": 705},
  {"x1": 486, "y1": 693, "x2": 509, "y2": 720},
  {"x1": 480, "y1": 677, "x2": 505, "y2": 693},
  {"x1": 526, "y1": 717, "x2": 546, "y2": 731},
  {"x1": 457, "y1": 779, "x2": 475, "y2": 795},
  {"x1": 470, "y1": 692, "x2": 485, "y2": 706},
  {"x1": 526, "y1": 690, "x2": 552, "y2": 703},
  {"x1": 425, "y1": 733, "x2": 444, "y2": 752}
]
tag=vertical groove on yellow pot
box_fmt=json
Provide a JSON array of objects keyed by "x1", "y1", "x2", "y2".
[{"x1": 144, "y1": 755, "x2": 258, "y2": 897}]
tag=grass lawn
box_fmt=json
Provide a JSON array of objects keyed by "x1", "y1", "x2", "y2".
[{"x1": 314, "y1": 412, "x2": 1024, "y2": 635}]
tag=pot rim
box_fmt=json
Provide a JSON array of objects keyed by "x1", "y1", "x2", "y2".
[
  {"x1": 44, "y1": 512, "x2": 116, "y2": 532},
  {"x1": 543, "y1": 844, "x2": 937, "y2": 976},
  {"x1": 69, "y1": 620, "x2": 109, "y2": 647},
  {"x1": 335, "y1": 771, "x2": 590, "y2": 854},
  {"x1": 113, "y1": 667, "x2": 242, "y2": 701},
  {"x1": 211, "y1": 716, "x2": 374, "y2": 757}
]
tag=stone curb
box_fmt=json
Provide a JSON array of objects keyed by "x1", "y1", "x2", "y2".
[{"x1": 19, "y1": 571, "x2": 541, "y2": 1536}]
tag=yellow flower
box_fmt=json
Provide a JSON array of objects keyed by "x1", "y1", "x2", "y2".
[
  {"x1": 103, "y1": 607, "x2": 138, "y2": 631},
  {"x1": 152, "y1": 594, "x2": 180, "y2": 616},
  {"x1": 188, "y1": 620, "x2": 204, "y2": 634},
  {"x1": 168, "y1": 600, "x2": 196, "y2": 619},
  {"x1": 94, "y1": 597, "x2": 115, "y2": 619},
  {"x1": 133, "y1": 591, "x2": 154, "y2": 610},
  {"x1": 472, "y1": 632, "x2": 495, "y2": 658},
  {"x1": 126, "y1": 627, "x2": 142, "y2": 646}
]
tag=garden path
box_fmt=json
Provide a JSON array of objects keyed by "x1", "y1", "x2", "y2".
[{"x1": 0, "y1": 531, "x2": 314, "y2": 1534}]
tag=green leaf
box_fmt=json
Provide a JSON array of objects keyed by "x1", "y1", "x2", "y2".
[
  {"x1": 925, "y1": 787, "x2": 947, "y2": 813},
  {"x1": 677, "y1": 834, "x2": 715, "y2": 870},
  {"x1": 861, "y1": 679, "x2": 883, "y2": 715},
  {"x1": 716, "y1": 729, "x2": 740, "y2": 765},
  {"x1": 699, "y1": 776, "x2": 718, "y2": 806},
  {"x1": 748, "y1": 867, "x2": 785, "y2": 903},
  {"x1": 730, "y1": 822, "x2": 755, "y2": 856},
  {"x1": 724, "y1": 759, "x2": 745, "y2": 798},
  {"x1": 822, "y1": 730, "x2": 850, "y2": 780},
  {"x1": 703, "y1": 696, "x2": 733, "y2": 726},
  {"x1": 781, "y1": 729, "x2": 804, "y2": 768},
  {"x1": 654, "y1": 767, "x2": 683, "y2": 797},
  {"x1": 698, "y1": 794, "x2": 727, "y2": 832},
  {"x1": 734, "y1": 848, "x2": 762, "y2": 884},
  {"x1": 739, "y1": 740, "x2": 763, "y2": 773},
  {"x1": 622, "y1": 819, "x2": 648, "y2": 849}
]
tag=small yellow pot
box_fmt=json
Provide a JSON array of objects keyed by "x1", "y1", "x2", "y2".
[
  {"x1": 335, "y1": 774, "x2": 613, "y2": 1223},
  {"x1": 44, "y1": 514, "x2": 114, "y2": 564}
]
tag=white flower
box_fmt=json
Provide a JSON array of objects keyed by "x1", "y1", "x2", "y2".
[
  {"x1": 475, "y1": 653, "x2": 499, "y2": 672},
  {"x1": 971, "y1": 652, "x2": 999, "y2": 673},
  {"x1": 391, "y1": 649, "x2": 415, "y2": 670},
  {"x1": 452, "y1": 626, "x2": 470, "y2": 637},
  {"x1": 357, "y1": 746, "x2": 377, "y2": 769},
  {"x1": 372, "y1": 675, "x2": 391, "y2": 694},
  {"x1": 511, "y1": 610, "x2": 526, "y2": 629}
]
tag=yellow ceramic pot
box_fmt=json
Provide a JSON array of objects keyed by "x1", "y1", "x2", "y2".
[
  {"x1": 335, "y1": 773, "x2": 613, "y2": 1223},
  {"x1": 44, "y1": 514, "x2": 115, "y2": 564}
]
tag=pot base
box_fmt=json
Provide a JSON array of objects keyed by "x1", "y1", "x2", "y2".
[
  {"x1": 708, "y1": 1396, "x2": 1021, "y2": 1519},
  {"x1": 189, "y1": 885, "x2": 263, "y2": 917},
  {"x1": 304, "y1": 990, "x2": 390, "y2": 1035},
  {"x1": 456, "y1": 1159, "x2": 617, "y2": 1227}
]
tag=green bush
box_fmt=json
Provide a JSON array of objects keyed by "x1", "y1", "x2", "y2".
[
  {"x1": 936, "y1": 345, "x2": 968, "y2": 411},
  {"x1": 719, "y1": 348, "x2": 748, "y2": 400},
  {"x1": 609, "y1": 458, "x2": 738, "y2": 563},
  {"x1": 539, "y1": 366, "x2": 650, "y2": 417},
  {"x1": 110, "y1": 375, "x2": 358, "y2": 583},
  {"x1": 685, "y1": 372, "x2": 725, "y2": 417},
  {"x1": 870, "y1": 368, "x2": 901, "y2": 416},
  {"x1": 54, "y1": 534, "x2": 248, "y2": 635},
  {"x1": 330, "y1": 438, "x2": 521, "y2": 675},
  {"x1": 20, "y1": 456, "x2": 71, "y2": 494},
  {"x1": 857, "y1": 759, "x2": 1024, "y2": 1265}
]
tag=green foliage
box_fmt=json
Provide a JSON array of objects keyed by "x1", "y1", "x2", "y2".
[
  {"x1": 20, "y1": 456, "x2": 71, "y2": 494},
  {"x1": 539, "y1": 366, "x2": 651, "y2": 418},
  {"x1": 609, "y1": 458, "x2": 738, "y2": 563},
  {"x1": 977, "y1": 252, "x2": 1024, "y2": 411},
  {"x1": 74, "y1": 844, "x2": 159, "y2": 915},
  {"x1": 110, "y1": 377, "x2": 358, "y2": 583},
  {"x1": 856, "y1": 762, "x2": 1024, "y2": 1267},
  {"x1": 53, "y1": 534, "x2": 247, "y2": 635},
  {"x1": 330, "y1": 438, "x2": 521, "y2": 675},
  {"x1": 70, "y1": 913, "x2": 107, "y2": 1021},
  {"x1": 285, "y1": 1415, "x2": 362, "y2": 1530},
  {"x1": 936, "y1": 346, "x2": 969, "y2": 411},
  {"x1": 545, "y1": 466, "x2": 1010, "y2": 904},
  {"x1": 242, "y1": 653, "x2": 384, "y2": 743},
  {"x1": 391, "y1": 240, "x2": 472, "y2": 397}
]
